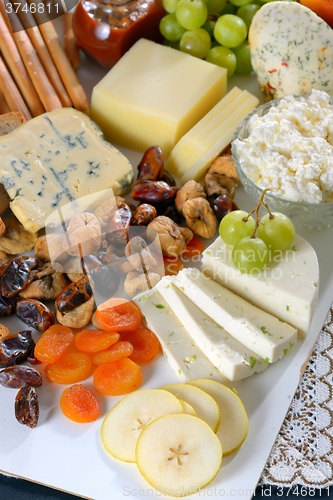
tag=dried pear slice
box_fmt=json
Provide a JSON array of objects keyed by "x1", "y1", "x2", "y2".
[
  {"x1": 188, "y1": 379, "x2": 248, "y2": 456},
  {"x1": 136, "y1": 414, "x2": 222, "y2": 496},
  {"x1": 160, "y1": 383, "x2": 220, "y2": 433},
  {"x1": 101, "y1": 389, "x2": 183, "y2": 463}
]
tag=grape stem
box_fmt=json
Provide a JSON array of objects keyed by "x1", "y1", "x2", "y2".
[{"x1": 242, "y1": 189, "x2": 273, "y2": 238}]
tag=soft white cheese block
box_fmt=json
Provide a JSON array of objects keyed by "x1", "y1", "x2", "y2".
[
  {"x1": 156, "y1": 276, "x2": 268, "y2": 381},
  {"x1": 0, "y1": 108, "x2": 133, "y2": 232},
  {"x1": 202, "y1": 235, "x2": 319, "y2": 338},
  {"x1": 133, "y1": 290, "x2": 225, "y2": 383},
  {"x1": 173, "y1": 269, "x2": 298, "y2": 363}
]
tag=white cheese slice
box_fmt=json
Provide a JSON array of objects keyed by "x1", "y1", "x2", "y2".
[
  {"x1": 202, "y1": 234, "x2": 319, "y2": 338},
  {"x1": 173, "y1": 268, "x2": 298, "y2": 363},
  {"x1": 0, "y1": 108, "x2": 133, "y2": 232},
  {"x1": 249, "y1": 1, "x2": 333, "y2": 99},
  {"x1": 156, "y1": 276, "x2": 268, "y2": 381},
  {"x1": 133, "y1": 290, "x2": 226, "y2": 384}
]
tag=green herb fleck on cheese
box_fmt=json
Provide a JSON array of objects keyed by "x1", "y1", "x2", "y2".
[
  {"x1": 261, "y1": 326, "x2": 268, "y2": 334},
  {"x1": 164, "y1": 352, "x2": 168, "y2": 358},
  {"x1": 286, "y1": 305, "x2": 290, "y2": 311},
  {"x1": 264, "y1": 357, "x2": 270, "y2": 363},
  {"x1": 154, "y1": 303, "x2": 165, "y2": 309},
  {"x1": 231, "y1": 388, "x2": 238, "y2": 395},
  {"x1": 168, "y1": 332, "x2": 174, "y2": 336},
  {"x1": 142, "y1": 295, "x2": 147, "y2": 300},
  {"x1": 283, "y1": 342, "x2": 294, "y2": 355},
  {"x1": 242, "y1": 356, "x2": 257, "y2": 369},
  {"x1": 178, "y1": 369, "x2": 181, "y2": 375},
  {"x1": 179, "y1": 286, "x2": 185, "y2": 291}
]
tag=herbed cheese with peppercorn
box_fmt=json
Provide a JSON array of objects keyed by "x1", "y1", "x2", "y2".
[{"x1": 249, "y1": 1, "x2": 333, "y2": 100}]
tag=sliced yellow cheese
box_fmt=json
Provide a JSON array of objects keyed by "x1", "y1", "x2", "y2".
[
  {"x1": 91, "y1": 39, "x2": 227, "y2": 158},
  {"x1": 174, "y1": 90, "x2": 256, "y2": 178},
  {"x1": 166, "y1": 87, "x2": 242, "y2": 175},
  {"x1": 180, "y1": 95, "x2": 259, "y2": 184}
]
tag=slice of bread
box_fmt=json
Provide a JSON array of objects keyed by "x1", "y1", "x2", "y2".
[
  {"x1": 0, "y1": 111, "x2": 25, "y2": 136},
  {"x1": 0, "y1": 112, "x2": 26, "y2": 215}
]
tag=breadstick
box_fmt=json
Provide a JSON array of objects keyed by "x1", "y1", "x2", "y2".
[
  {"x1": 64, "y1": 13, "x2": 80, "y2": 72},
  {"x1": 30, "y1": 5, "x2": 89, "y2": 114},
  {"x1": 13, "y1": 0, "x2": 72, "y2": 107},
  {"x1": 0, "y1": 11, "x2": 44, "y2": 117},
  {"x1": 0, "y1": 55, "x2": 32, "y2": 121},
  {"x1": 0, "y1": 88, "x2": 10, "y2": 115},
  {"x1": 6, "y1": 8, "x2": 62, "y2": 112}
]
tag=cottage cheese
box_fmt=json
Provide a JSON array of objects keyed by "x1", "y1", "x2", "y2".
[{"x1": 233, "y1": 89, "x2": 333, "y2": 204}]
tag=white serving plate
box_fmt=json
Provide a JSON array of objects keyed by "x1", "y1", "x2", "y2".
[{"x1": 0, "y1": 51, "x2": 333, "y2": 500}]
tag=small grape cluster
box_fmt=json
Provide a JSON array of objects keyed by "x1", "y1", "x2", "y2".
[
  {"x1": 219, "y1": 190, "x2": 295, "y2": 273},
  {"x1": 160, "y1": 0, "x2": 268, "y2": 77}
]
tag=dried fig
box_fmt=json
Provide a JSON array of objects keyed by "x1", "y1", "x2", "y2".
[
  {"x1": 183, "y1": 198, "x2": 217, "y2": 239},
  {"x1": 63, "y1": 212, "x2": 101, "y2": 257},
  {"x1": 147, "y1": 216, "x2": 193, "y2": 257},
  {"x1": 55, "y1": 295, "x2": 95, "y2": 329},
  {"x1": 0, "y1": 215, "x2": 37, "y2": 255},
  {"x1": 124, "y1": 271, "x2": 161, "y2": 298},
  {"x1": 34, "y1": 234, "x2": 67, "y2": 263},
  {"x1": 175, "y1": 180, "x2": 206, "y2": 214},
  {"x1": 125, "y1": 237, "x2": 157, "y2": 272},
  {"x1": 19, "y1": 266, "x2": 67, "y2": 301},
  {"x1": 205, "y1": 156, "x2": 239, "y2": 198}
]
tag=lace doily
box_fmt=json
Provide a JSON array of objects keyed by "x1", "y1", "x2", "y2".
[{"x1": 259, "y1": 303, "x2": 333, "y2": 487}]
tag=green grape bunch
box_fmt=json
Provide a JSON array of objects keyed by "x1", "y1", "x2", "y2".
[
  {"x1": 219, "y1": 190, "x2": 295, "y2": 274},
  {"x1": 160, "y1": 0, "x2": 291, "y2": 77}
]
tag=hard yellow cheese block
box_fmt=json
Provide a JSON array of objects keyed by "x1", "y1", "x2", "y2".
[
  {"x1": 166, "y1": 87, "x2": 243, "y2": 175},
  {"x1": 180, "y1": 94, "x2": 259, "y2": 184},
  {"x1": 90, "y1": 39, "x2": 227, "y2": 158}
]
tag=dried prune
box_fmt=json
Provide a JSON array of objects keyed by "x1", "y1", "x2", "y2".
[
  {"x1": 131, "y1": 204, "x2": 157, "y2": 226},
  {"x1": 157, "y1": 204, "x2": 182, "y2": 225},
  {"x1": 56, "y1": 276, "x2": 93, "y2": 314},
  {"x1": 16, "y1": 298, "x2": 55, "y2": 332},
  {"x1": 212, "y1": 194, "x2": 239, "y2": 220},
  {"x1": 0, "y1": 295, "x2": 13, "y2": 317},
  {"x1": 137, "y1": 146, "x2": 164, "y2": 182},
  {"x1": 15, "y1": 386, "x2": 39, "y2": 428},
  {"x1": 131, "y1": 181, "x2": 174, "y2": 206},
  {"x1": 0, "y1": 257, "x2": 39, "y2": 297},
  {"x1": 0, "y1": 365, "x2": 42, "y2": 388},
  {"x1": 0, "y1": 330, "x2": 35, "y2": 368},
  {"x1": 82, "y1": 253, "x2": 120, "y2": 297}
]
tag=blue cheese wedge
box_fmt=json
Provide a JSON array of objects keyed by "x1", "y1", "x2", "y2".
[
  {"x1": 173, "y1": 268, "x2": 298, "y2": 363},
  {"x1": 156, "y1": 277, "x2": 268, "y2": 381},
  {"x1": 202, "y1": 234, "x2": 319, "y2": 338},
  {"x1": 133, "y1": 290, "x2": 226, "y2": 383},
  {"x1": 0, "y1": 108, "x2": 133, "y2": 232},
  {"x1": 249, "y1": 1, "x2": 333, "y2": 99}
]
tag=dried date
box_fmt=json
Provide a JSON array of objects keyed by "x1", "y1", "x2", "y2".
[
  {"x1": 16, "y1": 298, "x2": 55, "y2": 332},
  {"x1": 162, "y1": 170, "x2": 176, "y2": 187},
  {"x1": 0, "y1": 330, "x2": 35, "y2": 368},
  {"x1": 0, "y1": 257, "x2": 39, "y2": 297},
  {"x1": 106, "y1": 205, "x2": 132, "y2": 244},
  {"x1": 131, "y1": 181, "x2": 174, "y2": 206},
  {"x1": 131, "y1": 204, "x2": 157, "y2": 226},
  {"x1": 0, "y1": 365, "x2": 42, "y2": 389},
  {"x1": 15, "y1": 386, "x2": 39, "y2": 428},
  {"x1": 0, "y1": 295, "x2": 13, "y2": 317},
  {"x1": 212, "y1": 194, "x2": 239, "y2": 220},
  {"x1": 56, "y1": 276, "x2": 93, "y2": 314},
  {"x1": 137, "y1": 146, "x2": 164, "y2": 182}
]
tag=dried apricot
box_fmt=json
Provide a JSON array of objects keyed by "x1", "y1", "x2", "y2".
[
  {"x1": 96, "y1": 298, "x2": 142, "y2": 332},
  {"x1": 59, "y1": 384, "x2": 100, "y2": 423},
  {"x1": 74, "y1": 329, "x2": 120, "y2": 353},
  {"x1": 163, "y1": 256, "x2": 184, "y2": 276},
  {"x1": 34, "y1": 325, "x2": 74, "y2": 364},
  {"x1": 122, "y1": 328, "x2": 160, "y2": 364},
  {"x1": 181, "y1": 236, "x2": 205, "y2": 260},
  {"x1": 45, "y1": 351, "x2": 92, "y2": 384},
  {"x1": 93, "y1": 358, "x2": 142, "y2": 396},
  {"x1": 92, "y1": 341, "x2": 134, "y2": 365}
]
